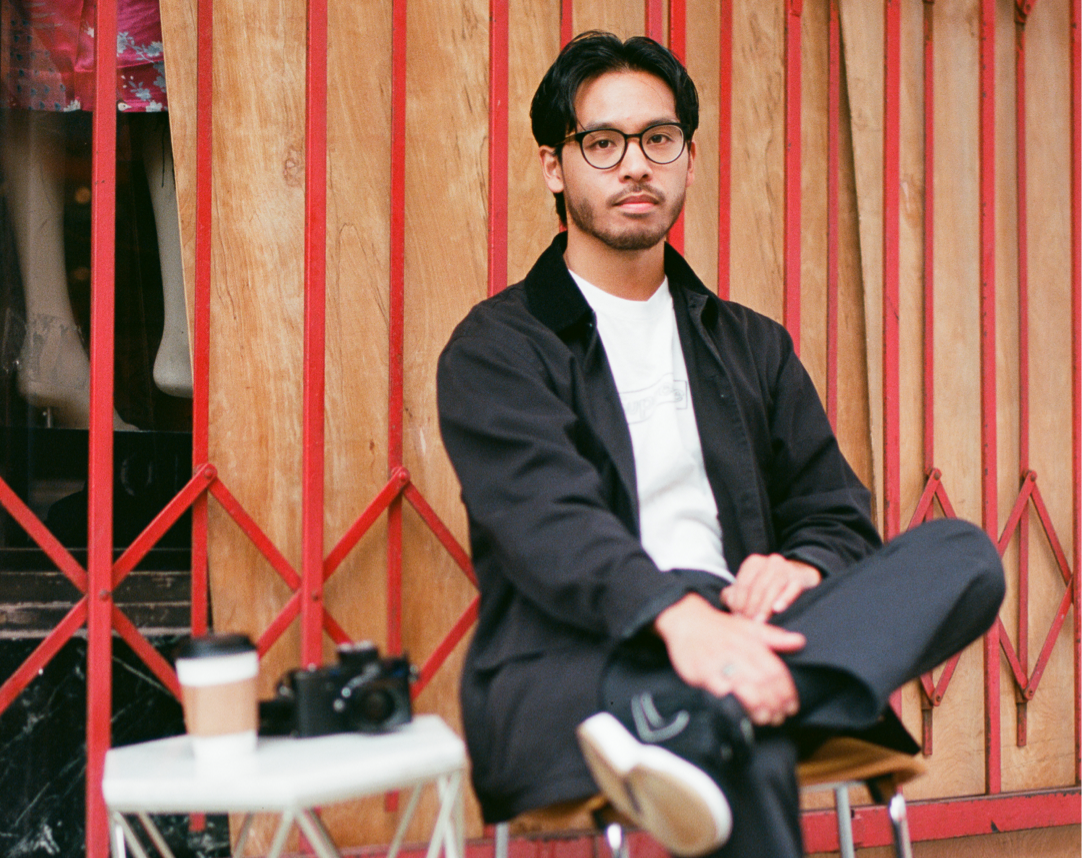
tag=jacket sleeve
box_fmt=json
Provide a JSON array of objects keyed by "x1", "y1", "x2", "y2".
[
  {"x1": 758, "y1": 320, "x2": 882, "y2": 577},
  {"x1": 437, "y1": 310, "x2": 700, "y2": 644}
]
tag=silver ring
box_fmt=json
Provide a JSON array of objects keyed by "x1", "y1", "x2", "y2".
[{"x1": 721, "y1": 662, "x2": 738, "y2": 678}]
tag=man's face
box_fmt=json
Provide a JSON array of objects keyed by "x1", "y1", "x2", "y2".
[{"x1": 540, "y1": 69, "x2": 696, "y2": 253}]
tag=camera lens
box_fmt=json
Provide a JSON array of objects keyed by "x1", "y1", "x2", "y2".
[{"x1": 358, "y1": 688, "x2": 396, "y2": 723}]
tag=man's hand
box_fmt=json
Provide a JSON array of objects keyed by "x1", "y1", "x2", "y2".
[
  {"x1": 721, "y1": 554, "x2": 822, "y2": 622},
  {"x1": 654, "y1": 594, "x2": 807, "y2": 726}
]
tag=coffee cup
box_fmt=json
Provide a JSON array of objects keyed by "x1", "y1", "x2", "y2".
[{"x1": 175, "y1": 633, "x2": 259, "y2": 763}]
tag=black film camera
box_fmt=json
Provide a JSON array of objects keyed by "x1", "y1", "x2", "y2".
[{"x1": 260, "y1": 641, "x2": 414, "y2": 737}]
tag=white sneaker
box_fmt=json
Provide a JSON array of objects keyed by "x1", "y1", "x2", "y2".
[{"x1": 576, "y1": 712, "x2": 733, "y2": 856}]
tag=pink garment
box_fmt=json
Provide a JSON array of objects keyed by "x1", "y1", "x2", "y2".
[{"x1": 3, "y1": 0, "x2": 166, "y2": 111}]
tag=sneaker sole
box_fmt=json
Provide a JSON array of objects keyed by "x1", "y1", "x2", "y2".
[{"x1": 577, "y1": 713, "x2": 732, "y2": 856}]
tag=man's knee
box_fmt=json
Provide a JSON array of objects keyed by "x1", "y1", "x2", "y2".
[
  {"x1": 905, "y1": 518, "x2": 1005, "y2": 627},
  {"x1": 926, "y1": 518, "x2": 1003, "y2": 591}
]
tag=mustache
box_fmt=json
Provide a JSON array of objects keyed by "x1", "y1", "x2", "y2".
[{"x1": 609, "y1": 185, "x2": 664, "y2": 206}]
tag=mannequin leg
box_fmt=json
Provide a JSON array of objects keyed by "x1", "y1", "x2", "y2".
[
  {"x1": 141, "y1": 116, "x2": 191, "y2": 398},
  {"x1": 4, "y1": 110, "x2": 136, "y2": 429}
]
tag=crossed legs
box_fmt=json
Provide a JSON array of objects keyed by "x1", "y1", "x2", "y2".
[{"x1": 587, "y1": 518, "x2": 1004, "y2": 858}]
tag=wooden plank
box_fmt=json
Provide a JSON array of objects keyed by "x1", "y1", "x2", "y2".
[
  {"x1": 841, "y1": 0, "x2": 986, "y2": 800},
  {"x1": 999, "y1": 0, "x2": 1077, "y2": 796},
  {"x1": 682, "y1": 0, "x2": 721, "y2": 293},
  {"x1": 573, "y1": 0, "x2": 646, "y2": 41},
  {"x1": 396, "y1": 0, "x2": 492, "y2": 843},
  {"x1": 728, "y1": 2, "x2": 785, "y2": 321},
  {"x1": 838, "y1": 0, "x2": 885, "y2": 526}
]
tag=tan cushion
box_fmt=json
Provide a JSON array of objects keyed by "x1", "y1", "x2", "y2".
[
  {"x1": 508, "y1": 736, "x2": 924, "y2": 835},
  {"x1": 507, "y1": 795, "x2": 630, "y2": 835},
  {"x1": 797, "y1": 736, "x2": 926, "y2": 792}
]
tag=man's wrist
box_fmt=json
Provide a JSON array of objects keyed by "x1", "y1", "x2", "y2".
[
  {"x1": 653, "y1": 592, "x2": 714, "y2": 639},
  {"x1": 789, "y1": 559, "x2": 822, "y2": 586}
]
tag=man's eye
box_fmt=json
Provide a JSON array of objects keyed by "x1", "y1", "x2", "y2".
[{"x1": 587, "y1": 136, "x2": 617, "y2": 150}]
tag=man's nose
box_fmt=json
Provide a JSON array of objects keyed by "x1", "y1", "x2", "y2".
[{"x1": 619, "y1": 138, "x2": 653, "y2": 180}]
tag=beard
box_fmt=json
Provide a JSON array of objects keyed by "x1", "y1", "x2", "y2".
[{"x1": 564, "y1": 183, "x2": 686, "y2": 251}]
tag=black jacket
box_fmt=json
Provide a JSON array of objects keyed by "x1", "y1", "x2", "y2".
[{"x1": 436, "y1": 234, "x2": 881, "y2": 821}]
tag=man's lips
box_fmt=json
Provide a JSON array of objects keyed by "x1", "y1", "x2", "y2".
[{"x1": 612, "y1": 191, "x2": 662, "y2": 212}]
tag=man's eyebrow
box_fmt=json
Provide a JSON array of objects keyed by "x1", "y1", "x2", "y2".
[{"x1": 576, "y1": 117, "x2": 681, "y2": 133}]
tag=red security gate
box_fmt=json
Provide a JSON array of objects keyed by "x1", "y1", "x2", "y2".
[{"x1": 0, "y1": 2, "x2": 1078, "y2": 857}]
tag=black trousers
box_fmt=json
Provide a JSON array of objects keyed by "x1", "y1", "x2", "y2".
[{"x1": 600, "y1": 518, "x2": 1005, "y2": 858}]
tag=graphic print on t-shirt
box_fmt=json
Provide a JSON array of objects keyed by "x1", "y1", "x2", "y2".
[{"x1": 620, "y1": 373, "x2": 689, "y2": 424}]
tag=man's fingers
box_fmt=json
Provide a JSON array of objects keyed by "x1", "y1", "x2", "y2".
[
  {"x1": 728, "y1": 665, "x2": 800, "y2": 725},
  {"x1": 755, "y1": 623, "x2": 807, "y2": 652},
  {"x1": 725, "y1": 554, "x2": 822, "y2": 621},
  {"x1": 771, "y1": 580, "x2": 803, "y2": 614}
]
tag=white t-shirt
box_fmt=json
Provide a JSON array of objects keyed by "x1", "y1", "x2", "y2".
[{"x1": 571, "y1": 271, "x2": 733, "y2": 582}]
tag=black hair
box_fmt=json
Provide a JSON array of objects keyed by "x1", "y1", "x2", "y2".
[{"x1": 530, "y1": 31, "x2": 700, "y2": 224}]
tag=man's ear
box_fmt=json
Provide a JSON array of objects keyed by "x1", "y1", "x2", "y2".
[
  {"x1": 685, "y1": 139, "x2": 697, "y2": 189},
  {"x1": 539, "y1": 146, "x2": 565, "y2": 194}
]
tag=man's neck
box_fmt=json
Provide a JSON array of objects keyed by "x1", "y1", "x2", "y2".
[{"x1": 562, "y1": 231, "x2": 666, "y2": 301}]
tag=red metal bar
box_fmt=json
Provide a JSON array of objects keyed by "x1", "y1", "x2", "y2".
[
  {"x1": 802, "y1": 788, "x2": 1081, "y2": 853},
  {"x1": 1013, "y1": 16, "x2": 1031, "y2": 747},
  {"x1": 922, "y1": 652, "x2": 961, "y2": 707},
  {"x1": 882, "y1": 0, "x2": 902, "y2": 541},
  {"x1": 909, "y1": 470, "x2": 942, "y2": 526},
  {"x1": 716, "y1": 0, "x2": 732, "y2": 300},
  {"x1": 1070, "y1": 0, "x2": 1081, "y2": 786},
  {"x1": 86, "y1": 0, "x2": 120, "y2": 852},
  {"x1": 208, "y1": 479, "x2": 302, "y2": 589},
  {"x1": 112, "y1": 607, "x2": 182, "y2": 698},
  {"x1": 325, "y1": 468, "x2": 410, "y2": 578},
  {"x1": 0, "y1": 600, "x2": 87, "y2": 713},
  {"x1": 1027, "y1": 479, "x2": 1073, "y2": 585},
  {"x1": 645, "y1": 0, "x2": 663, "y2": 43},
  {"x1": 488, "y1": 0, "x2": 509, "y2": 297},
  {"x1": 783, "y1": 0, "x2": 803, "y2": 348},
  {"x1": 323, "y1": 610, "x2": 353, "y2": 646},
  {"x1": 414, "y1": 597, "x2": 480, "y2": 696},
  {"x1": 909, "y1": 471, "x2": 959, "y2": 527},
  {"x1": 561, "y1": 0, "x2": 574, "y2": 47},
  {"x1": 825, "y1": 0, "x2": 840, "y2": 426},
  {"x1": 403, "y1": 483, "x2": 476, "y2": 585},
  {"x1": 0, "y1": 477, "x2": 87, "y2": 594},
  {"x1": 301, "y1": 0, "x2": 330, "y2": 667},
  {"x1": 112, "y1": 465, "x2": 218, "y2": 586},
  {"x1": 387, "y1": 493, "x2": 404, "y2": 655},
  {"x1": 978, "y1": 0, "x2": 1000, "y2": 795},
  {"x1": 486, "y1": 788, "x2": 1078, "y2": 858},
  {"x1": 389, "y1": 0, "x2": 406, "y2": 468},
  {"x1": 1026, "y1": 586, "x2": 1075, "y2": 696},
  {"x1": 993, "y1": 616, "x2": 1028, "y2": 691},
  {"x1": 257, "y1": 591, "x2": 303, "y2": 657},
  {"x1": 997, "y1": 471, "x2": 1037, "y2": 554},
  {"x1": 388, "y1": 0, "x2": 407, "y2": 657},
  {"x1": 668, "y1": 0, "x2": 685, "y2": 60},
  {"x1": 1014, "y1": 19, "x2": 1030, "y2": 475},
  {"x1": 191, "y1": 0, "x2": 215, "y2": 636},
  {"x1": 922, "y1": 0, "x2": 936, "y2": 473},
  {"x1": 666, "y1": 0, "x2": 686, "y2": 253}
]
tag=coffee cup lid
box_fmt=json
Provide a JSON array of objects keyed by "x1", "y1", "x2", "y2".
[{"x1": 175, "y1": 633, "x2": 255, "y2": 661}]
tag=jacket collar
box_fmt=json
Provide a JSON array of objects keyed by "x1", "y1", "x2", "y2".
[{"x1": 523, "y1": 233, "x2": 718, "y2": 334}]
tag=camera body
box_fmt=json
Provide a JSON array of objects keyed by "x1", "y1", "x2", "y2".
[{"x1": 260, "y1": 641, "x2": 413, "y2": 737}]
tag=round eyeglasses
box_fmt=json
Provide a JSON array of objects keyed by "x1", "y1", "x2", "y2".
[{"x1": 562, "y1": 123, "x2": 687, "y2": 170}]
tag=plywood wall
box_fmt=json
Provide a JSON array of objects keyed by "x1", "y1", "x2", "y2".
[{"x1": 158, "y1": 0, "x2": 1077, "y2": 853}]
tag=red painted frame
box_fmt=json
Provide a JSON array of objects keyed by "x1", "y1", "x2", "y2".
[{"x1": 0, "y1": 2, "x2": 1077, "y2": 857}]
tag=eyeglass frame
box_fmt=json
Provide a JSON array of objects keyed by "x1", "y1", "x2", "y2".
[{"x1": 559, "y1": 122, "x2": 689, "y2": 170}]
